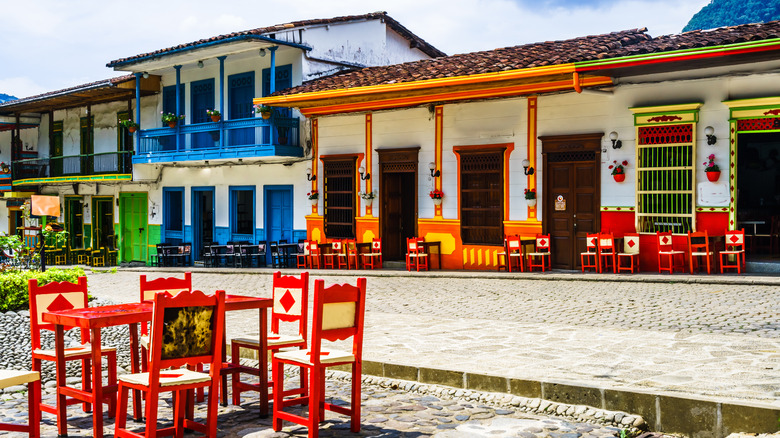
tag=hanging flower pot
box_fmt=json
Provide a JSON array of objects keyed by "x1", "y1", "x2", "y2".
[
  {"x1": 127, "y1": 126, "x2": 137, "y2": 133},
  {"x1": 310, "y1": 198, "x2": 318, "y2": 206},
  {"x1": 526, "y1": 198, "x2": 537, "y2": 207},
  {"x1": 706, "y1": 170, "x2": 720, "y2": 182},
  {"x1": 613, "y1": 173, "x2": 626, "y2": 182},
  {"x1": 168, "y1": 121, "x2": 177, "y2": 128},
  {"x1": 432, "y1": 198, "x2": 443, "y2": 206},
  {"x1": 365, "y1": 198, "x2": 374, "y2": 207},
  {"x1": 210, "y1": 115, "x2": 221, "y2": 122}
]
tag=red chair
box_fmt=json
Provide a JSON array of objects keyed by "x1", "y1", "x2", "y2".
[
  {"x1": 617, "y1": 233, "x2": 641, "y2": 273},
  {"x1": 657, "y1": 231, "x2": 685, "y2": 274},
  {"x1": 309, "y1": 241, "x2": 322, "y2": 269},
  {"x1": 344, "y1": 239, "x2": 360, "y2": 269},
  {"x1": 139, "y1": 272, "x2": 193, "y2": 372},
  {"x1": 527, "y1": 234, "x2": 551, "y2": 272},
  {"x1": 405, "y1": 237, "x2": 429, "y2": 271},
  {"x1": 323, "y1": 240, "x2": 342, "y2": 269},
  {"x1": 297, "y1": 241, "x2": 311, "y2": 268},
  {"x1": 0, "y1": 370, "x2": 40, "y2": 437},
  {"x1": 361, "y1": 238, "x2": 383, "y2": 269},
  {"x1": 597, "y1": 233, "x2": 617, "y2": 273},
  {"x1": 580, "y1": 233, "x2": 599, "y2": 272},
  {"x1": 272, "y1": 277, "x2": 367, "y2": 438},
  {"x1": 230, "y1": 271, "x2": 309, "y2": 405},
  {"x1": 28, "y1": 277, "x2": 117, "y2": 423},
  {"x1": 720, "y1": 229, "x2": 746, "y2": 274},
  {"x1": 688, "y1": 230, "x2": 714, "y2": 274},
  {"x1": 498, "y1": 235, "x2": 523, "y2": 272},
  {"x1": 115, "y1": 290, "x2": 225, "y2": 438}
]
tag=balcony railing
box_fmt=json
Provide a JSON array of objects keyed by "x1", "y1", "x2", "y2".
[
  {"x1": 135, "y1": 115, "x2": 301, "y2": 163},
  {"x1": 12, "y1": 151, "x2": 133, "y2": 181}
]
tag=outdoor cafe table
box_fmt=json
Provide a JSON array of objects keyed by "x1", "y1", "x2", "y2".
[{"x1": 42, "y1": 294, "x2": 273, "y2": 438}]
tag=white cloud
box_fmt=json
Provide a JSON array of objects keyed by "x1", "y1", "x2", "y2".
[{"x1": 0, "y1": 77, "x2": 49, "y2": 99}]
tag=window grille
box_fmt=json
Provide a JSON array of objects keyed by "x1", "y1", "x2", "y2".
[
  {"x1": 324, "y1": 159, "x2": 356, "y2": 238},
  {"x1": 636, "y1": 124, "x2": 695, "y2": 233},
  {"x1": 460, "y1": 151, "x2": 503, "y2": 245}
]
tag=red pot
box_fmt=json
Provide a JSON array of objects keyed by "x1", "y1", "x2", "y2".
[
  {"x1": 168, "y1": 121, "x2": 177, "y2": 128},
  {"x1": 128, "y1": 126, "x2": 137, "y2": 133},
  {"x1": 210, "y1": 115, "x2": 221, "y2": 122},
  {"x1": 706, "y1": 171, "x2": 720, "y2": 182},
  {"x1": 613, "y1": 173, "x2": 626, "y2": 182}
]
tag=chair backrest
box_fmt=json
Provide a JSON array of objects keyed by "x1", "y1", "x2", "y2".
[
  {"x1": 344, "y1": 239, "x2": 357, "y2": 255},
  {"x1": 309, "y1": 277, "x2": 367, "y2": 365},
  {"x1": 28, "y1": 276, "x2": 89, "y2": 349},
  {"x1": 406, "y1": 237, "x2": 420, "y2": 253},
  {"x1": 506, "y1": 235, "x2": 522, "y2": 253},
  {"x1": 182, "y1": 243, "x2": 192, "y2": 256},
  {"x1": 598, "y1": 233, "x2": 615, "y2": 253},
  {"x1": 140, "y1": 272, "x2": 193, "y2": 302},
  {"x1": 656, "y1": 231, "x2": 675, "y2": 251},
  {"x1": 257, "y1": 243, "x2": 267, "y2": 255},
  {"x1": 535, "y1": 234, "x2": 550, "y2": 252},
  {"x1": 585, "y1": 233, "x2": 599, "y2": 252},
  {"x1": 724, "y1": 229, "x2": 745, "y2": 251},
  {"x1": 687, "y1": 230, "x2": 710, "y2": 253},
  {"x1": 371, "y1": 238, "x2": 382, "y2": 253},
  {"x1": 148, "y1": 289, "x2": 225, "y2": 375},
  {"x1": 331, "y1": 240, "x2": 343, "y2": 253},
  {"x1": 300, "y1": 241, "x2": 309, "y2": 255},
  {"x1": 271, "y1": 271, "x2": 309, "y2": 338},
  {"x1": 623, "y1": 233, "x2": 640, "y2": 255}
]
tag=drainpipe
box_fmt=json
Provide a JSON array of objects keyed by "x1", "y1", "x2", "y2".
[
  {"x1": 134, "y1": 72, "x2": 142, "y2": 154},
  {"x1": 174, "y1": 65, "x2": 182, "y2": 152},
  {"x1": 218, "y1": 56, "x2": 226, "y2": 150},
  {"x1": 573, "y1": 72, "x2": 582, "y2": 93}
]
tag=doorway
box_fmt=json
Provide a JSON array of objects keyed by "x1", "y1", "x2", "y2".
[
  {"x1": 119, "y1": 193, "x2": 148, "y2": 262},
  {"x1": 192, "y1": 188, "x2": 215, "y2": 261},
  {"x1": 540, "y1": 134, "x2": 602, "y2": 270},
  {"x1": 8, "y1": 208, "x2": 23, "y2": 238},
  {"x1": 92, "y1": 198, "x2": 115, "y2": 251},
  {"x1": 737, "y1": 131, "x2": 780, "y2": 255},
  {"x1": 378, "y1": 148, "x2": 419, "y2": 261},
  {"x1": 65, "y1": 197, "x2": 84, "y2": 250},
  {"x1": 264, "y1": 185, "x2": 293, "y2": 264}
]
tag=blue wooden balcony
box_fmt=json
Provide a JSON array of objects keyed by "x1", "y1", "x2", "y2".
[
  {"x1": 11, "y1": 151, "x2": 133, "y2": 186},
  {"x1": 134, "y1": 115, "x2": 302, "y2": 164}
]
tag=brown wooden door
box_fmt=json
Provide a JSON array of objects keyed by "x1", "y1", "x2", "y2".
[
  {"x1": 378, "y1": 148, "x2": 420, "y2": 261},
  {"x1": 541, "y1": 134, "x2": 602, "y2": 270}
]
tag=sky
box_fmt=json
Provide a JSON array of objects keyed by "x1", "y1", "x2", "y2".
[{"x1": 0, "y1": 0, "x2": 710, "y2": 99}]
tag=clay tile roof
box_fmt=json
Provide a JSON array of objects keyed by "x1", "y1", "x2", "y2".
[
  {"x1": 274, "y1": 28, "x2": 652, "y2": 95},
  {"x1": 275, "y1": 19, "x2": 780, "y2": 96},
  {"x1": 0, "y1": 75, "x2": 135, "y2": 108},
  {"x1": 107, "y1": 12, "x2": 445, "y2": 67}
]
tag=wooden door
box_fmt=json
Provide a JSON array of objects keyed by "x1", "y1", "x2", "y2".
[
  {"x1": 192, "y1": 188, "x2": 215, "y2": 261},
  {"x1": 264, "y1": 186, "x2": 293, "y2": 263},
  {"x1": 120, "y1": 193, "x2": 147, "y2": 262},
  {"x1": 378, "y1": 148, "x2": 419, "y2": 261},
  {"x1": 228, "y1": 72, "x2": 255, "y2": 146},
  {"x1": 541, "y1": 134, "x2": 602, "y2": 270},
  {"x1": 191, "y1": 79, "x2": 215, "y2": 148}
]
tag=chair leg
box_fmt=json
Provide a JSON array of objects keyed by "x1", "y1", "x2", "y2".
[
  {"x1": 272, "y1": 360, "x2": 284, "y2": 431},
  {"x1": 351, "y1": 362, "x2": 361, "y2": 433},
  {"x1": 308, "y1": 367, "x2": 322, "y2": 438},
  {"x1": 115, "y1": 384, "x2": 129, "y2": 434},
  {"x1": 29, "y1": 378, "x2": 40, "y2": 438}
]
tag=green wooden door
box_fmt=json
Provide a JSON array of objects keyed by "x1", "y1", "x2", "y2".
[{"x1": 120, "y1": 193, "x2": 148, "y2": 262}]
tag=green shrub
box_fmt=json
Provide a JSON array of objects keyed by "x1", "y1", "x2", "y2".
[{"x1": 0, "y1": 267, "x2": 86, "y2": 312}]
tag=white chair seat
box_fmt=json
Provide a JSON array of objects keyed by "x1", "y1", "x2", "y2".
[
  {"x1": 140, "y1": 334, "x2": 150, "y2": 349},
  {"x1": 691, "y1": 251, "x2": 713, "y2": 256},
  {"x1": 408, "y1": 253, "x2": 427, "y2": 257},
  {"x1": 364, "y1": 253, "x2": 382, "y2": 257},
  {"x1": 119, "y1": 368, "x2": 210, "y2": 387},
  {"x1": 580, "y1": 251, "x2": 597, "y2": 255},
  {"x1": 34, "y1": 343, "x2": 116, "y2": 358},
  {"x1": 0, "y1": 370, "x2": 40, "y2": 388},
  {"x1": 527, "y1": 252, "x2": 549, "y2": 256},
  {"x1": 658, "y1": 250, "x2": 684, "y2": 255},
  {"x1": 274, "y1": 348, "x2": 354, "y2": 365},
  {"x1": 720, "y1": 250, "x2": 745, "y2": 254},
  {"x1": 232, "y1": 334, "x2": 305, "y2": 348},
  {"x1": 618, "y1": 252, "x2": 639, "y2": 256}
]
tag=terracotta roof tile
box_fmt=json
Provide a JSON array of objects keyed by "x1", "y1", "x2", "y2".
[{"x1": 0, "y1": 75, "x2": 135, "y2": 108}]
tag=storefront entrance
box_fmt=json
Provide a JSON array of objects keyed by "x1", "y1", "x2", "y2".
[
  {"x1": 737, "y1": 131, "x2": 780, "y2": 255},
  {"x1": 378, "y1": 148, "x2": 419, "y2": 261}
]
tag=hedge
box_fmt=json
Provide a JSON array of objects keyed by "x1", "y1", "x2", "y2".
[{"x1": 0, "y1": 267, "x2": 87, "y2": 312}]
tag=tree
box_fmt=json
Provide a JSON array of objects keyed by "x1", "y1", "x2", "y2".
[{"x1": 683, "y1": 0, "x2": 780, "y2": 32}]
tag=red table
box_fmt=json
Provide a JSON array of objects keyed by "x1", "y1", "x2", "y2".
[{"x1": 43, "y1": 294, "x2": 272, "y2": 438}]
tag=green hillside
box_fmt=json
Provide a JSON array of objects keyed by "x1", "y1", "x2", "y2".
[
  {"x1": 0, "y1": 93, "x2": 17, "y2": 103},
  {"x1": 684, "y1": 0, "x2": 780, "y2": 31}
]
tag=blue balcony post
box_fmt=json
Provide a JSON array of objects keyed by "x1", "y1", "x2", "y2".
[
  {"x1": 218, "y1": 55, "x2": 226, "y2": 150},
  {"x1": 269, "y1": 46, "x2": 278, "y2": 93},
  {"x1": 174, "y1": 65, "x2": 182, "y2": 152},
  {"x1": 134, "y1": 72, "x2": 142, "y2": 153}
]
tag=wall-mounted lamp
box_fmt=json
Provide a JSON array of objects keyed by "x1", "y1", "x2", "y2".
[
  {"x1": 142, "y1": 72, "x2": 149, "y2": 79},
  {"x1": 306, "y1": 167, "x2": 316, "y2": 181},
  {"x1": 704, "y1": 126, "x2": 717, "y2": 145},
  {"x1": 259, "y1": 48, "x2": 266, "y2": 57},
  {"x1": 609, "y1": 131, "x2": 622, "y2": 149},
  {"x1": 197, "y1": 60, "x2": 204, "y2": 68},
  {"x1": 428, "y1": 162, "x2": 441, "y2": 178},
  {"x1": 522, "y1": 158, "x2": 535, "y2": 176},
  {"x1": 359, "y1": 166, "x2": 370, "y2": 180},
  {"x1": 150, "y1": 202, "x2": 158, "y2": 218}
]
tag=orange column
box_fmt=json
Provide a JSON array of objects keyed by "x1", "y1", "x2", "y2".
[
  {"x1": 527, "y1": 96, "x2": 538, "y2": 219},
  {"x1": 365, "y1": 113, "x2": 373, "y2": 217},
  {"x1": 311, "y1": 118, "x2": 319, "y2": 215},
  {"x1": 434, "y1": 105, "x2": 443, "y2": 218}
]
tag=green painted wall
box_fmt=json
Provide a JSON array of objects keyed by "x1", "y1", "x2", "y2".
[{"x1": 147, "y1": 224, "x2": 162, "y2": 265}]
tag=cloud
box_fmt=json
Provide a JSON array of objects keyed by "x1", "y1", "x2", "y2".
[{"x1": 0, "y1": 77, "x2": 49, "y2": 100}]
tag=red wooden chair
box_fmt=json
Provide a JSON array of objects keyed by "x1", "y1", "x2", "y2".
[
  {"x1": 0, "y1": 370, "x2": 40, "y2": 437},
  {"x1": 308, "y1": 241, "x2": 322, "y2": 269},
  {"x1": 297, "y1": 241, "x2": 311, "y2": 269},
  {"x1": 361, "y1": 238, "x2": 383, "y2": 269},
  {"x1": 580, "y1": 233, "x2": 599, "y2": 272},
  {"x1": 115, "y1": 289, "x2": 225, "y2": 438},
  {"x1": 527, "y1": 234, "x2": 551, "y2": 272},
  {"x1": 28, "y1": 277, "x2": 117, "y2": 422},
  {"x1": 720, "y1": 229, "x2": 746, "y2": 274},
  {"x1": 272, "y1": 277, "x2": 367, "y2": 438},
  {"x1": 597, "y1": 233, "x2": 617, "y2": 273},
  {"x1": 498, "y1": 235, "x2": 523, "y2": 272},
  {"x1": 323, "y1": 240, "x2": 342, "y2": 269},
  {"x1": 617, "y1": 233, "x2": 641, "y2": 273},
  {"x1": 405, "y1": 237, "x2": 429, "y2": 271},
  {"x1": 230, "y1": 271, "x2": 309, "y2": 406},
  {"x1": 688, "y1": 230, "x2": 714, "y2": 274},
  {"x1": 657, "y1": 231, "x2": 685, "y2": 274},
  {"x1": 343, "y1": 239, "x2": 360, "y2": 269},
  {"x1": 139, "y1": 272, "x2": 193, "y2": 372}
]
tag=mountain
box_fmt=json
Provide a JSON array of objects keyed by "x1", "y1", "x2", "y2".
[
  {"x1": 0, "y1": 93, "x2": 17, "y2": 103},
  {"x1": 683, "y1": 0, "x2": 780, "y2": 32}
]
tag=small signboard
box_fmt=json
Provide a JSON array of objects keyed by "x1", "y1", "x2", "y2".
[
  {"x1": 31, "y1": 195, "x2": 61, "y2": 217},
  {"x1": 555, "y1": 195, "x2": 566, "y2": 211}
]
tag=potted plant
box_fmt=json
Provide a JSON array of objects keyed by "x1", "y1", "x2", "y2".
[
  {"x1": 308, "y1": 190, "x2": 319, "y2": 206},
  {"x1": 254, "y1": 104, "x2": 273, "y2": 120},
  {"x1": 119, "y1": 119, "x2": 139, "y2": 133},
  {"x1": 524, "y1": 188, "x2": 537, "y2": 207},
  {"x1": 609, "y1": 160, "x2": 628, "y2": 182},
  {"x1": 703, "y1": 154, "x2": 720, "y2": 182},
  {"x1": 429, "y1": 189, "x2": 444, "y2": 206},
  {"x1": 0, "y1": 162, "x2": 10, "y2": 174},
  {"x1": 359, "y1": 191, "x2": 375, "y2": 207},
  {"x1": 161, "y1": 112, "x2": 184, "y2": 128},
  {"x1": 207, "y1": 109, "x2": 221, "y2": 122}
]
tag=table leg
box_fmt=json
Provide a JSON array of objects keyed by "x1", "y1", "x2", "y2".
[
  {"x1": 128, "y1": 322, "x2": 142, "y2": 421},
  {"x1": 90, "y1": 328, "x2": 104, "y2": 438},
  {"x1": 54, "y1": 325, "x2": 68, "y2": 438},
  {"x1": 259, "y1": 307, "x2": 269, "y2": 417}
]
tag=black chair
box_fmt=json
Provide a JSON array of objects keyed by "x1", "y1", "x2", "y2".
[
  {"x1": 257, "y1": 242, "x2": 268, "y2": 267},
  {"x1": 238, "y1": 244, "x2": 260, "y2": 268},
  {"x1": 202, "y1": 243, "x2": 216, "y2": 267},
  {"x1": 151, "y1": 244, "x2": 164, "y2": 267},
  {"x1": 269, "y1": 241, "x2": 283, "y2": 268}
]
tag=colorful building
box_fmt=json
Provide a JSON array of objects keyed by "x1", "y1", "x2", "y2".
[{"x1": 255, "y1": 21, "x2": 780, "y2": 271}]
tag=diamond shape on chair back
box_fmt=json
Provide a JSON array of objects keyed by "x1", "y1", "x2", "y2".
[
  {"x1": 623, "y1": 235, "x2": 640, "y2": 254},
  {"x1": 725, "y1": 230, "x2": 744, "y2": 246},
  {"x1": 28, "y1": 277, "x2": 88, "y2": 345},
  {"x1": 271, "y1": 271, "x2": 309, "y2": 337},
  {"x1": 274, "y1": 287, "x2": 303, "y2": 316},
  {"x1": 657, "y1": 231, "x2": 674, "y2": 250}
]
